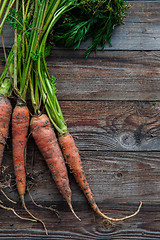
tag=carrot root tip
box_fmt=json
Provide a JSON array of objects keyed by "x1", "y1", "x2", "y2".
[
  {"x1": 103, "y1": 201, "x2": 143, "y2": 223},
  {"x1": 66, "y1": 196, "x2": 81, "y2": 221}
]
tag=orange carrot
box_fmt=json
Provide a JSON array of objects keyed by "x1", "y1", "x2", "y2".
[
  {"x1": 30, "y1": 114, "x2": 80, "y2": 220},
  {"x1": 12, "y1": 102, "x2": 29, "y2": 198},
  {"x1": 0, "y1": 96, "x2": 12, "y2": 167},
  {"x1": 12, "y1": 103, "x2": 48, "y2": 234},
  {"x1": 59, "y1": 132, "x2": 142, "y2": 223}
]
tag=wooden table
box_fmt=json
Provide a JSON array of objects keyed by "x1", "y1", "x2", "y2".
[{"x1": 0, "y1": 1, "x2": 160, "y2": 239}]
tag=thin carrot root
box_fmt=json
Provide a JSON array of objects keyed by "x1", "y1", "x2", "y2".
[
  {"x1": 20, "y1": 194, "x2": 48, "y2": 235},
  {"x1": 0, "y1": 189, "x2": 17, "y2": 204},
  {"x1": 30, "y1": 114, "x2": 80, "y2": 221},
  {"x1": 59, "y1": 132, "x2": 142, "y2": 223},
  {"x1": 0, "y1": 203, "x2": 37, "y2": 222},
  {"x1": 65, "y1": 195, "x2": 81, "y2": 221},
  {"x1": 100, "y1": 201, "x2": 142, "y2": 224},
  {"x1": 27, "y1": 188, "x2": 60, "y2": 220}
]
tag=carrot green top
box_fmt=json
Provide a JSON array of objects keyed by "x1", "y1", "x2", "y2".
[{"x1": 0, "y1": 0, "x2": 129, "y2": 132}]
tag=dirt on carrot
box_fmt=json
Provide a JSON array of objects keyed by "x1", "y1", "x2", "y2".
[
  {"x1": 58, "y1": 132, "x2": 142, "y2": 223},
  {"x1": 12, "y1": 102, "x2": 29, "y2": 197},
  {"x1": 30, "y1": 114, "x2": 80, "y2": 221},
  {"x1": 0, "y1": 96, "x2": 12, "y2": 167},
  {"x1": 12, "y1": 102, "x2": 48, "y2": 234}
]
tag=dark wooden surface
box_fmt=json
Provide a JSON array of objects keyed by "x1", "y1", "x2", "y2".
[{"x1": 0, "y1": 1, "x2": 160, "y2": 239}]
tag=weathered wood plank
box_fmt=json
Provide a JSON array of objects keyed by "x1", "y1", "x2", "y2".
[
  {"x1": 126, "y1": 1, "x2": 160, "y2": 22},
  {"x1": 58, "y1": 101, "x2": 160, "y2": 151},
  {"x1": 25, "y1": 150, "x2": 160, "y2": 203},
  {"x1": 0, "y1": 1, "x2": 160, "y2": 50},
  {"x1": 45, "y1": 49, "x2": 160, "y2": 101},
  {"x1": 0, "y1": 22, "x2": 14, "y2": 48},
  {"x1": 0, "y1": 202, "x2": 159, "y2": 239}
]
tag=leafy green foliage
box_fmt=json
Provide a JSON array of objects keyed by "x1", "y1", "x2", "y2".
[
  {"x1": 44, "y1": 45, "x2": 53, "y2": 58},
  {"x1": 6, "y1": 8, "x2": 23, "y2": 31},
  {"x1": 31, "y1": 51, "x2": 42, "y2": 62},
  {"x1": 0, "y1": 78, "x2": 12, "y2": 96},
  {"x1": 52, "y1": 0, "x2": 130, "y2": 56}
]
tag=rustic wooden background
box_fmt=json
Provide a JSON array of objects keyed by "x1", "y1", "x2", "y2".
[{"x1": 0, "y1": 0, "x2": 160, "y2": 239}]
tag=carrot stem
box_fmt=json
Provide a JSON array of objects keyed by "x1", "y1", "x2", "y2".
[
  {"x1": 13, "y1": 0, "x2": 19, "y2": 89},
  {"x1": 0, "y1": 0, "x2": 16, "y2": 34}
]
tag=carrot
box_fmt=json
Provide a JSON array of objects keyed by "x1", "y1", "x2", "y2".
[
  {"x1": 30, "y1": 114, "x2": 80, "y2": 221},
  {"x1": 0, "y1": 98, "x2": 35, "y2": 221},
  {"x1": 12, "y1": 101, "x2": 48, "y2": 233},
  {"x1": 59, "y1": 132, "x2": 142, "y2": 223},
  {"x1": 12, "y1": 102, "x2": 29, "y2": 198},
  {"x1": 0, "y1": 96, "x2": 12, "y2": 167}
]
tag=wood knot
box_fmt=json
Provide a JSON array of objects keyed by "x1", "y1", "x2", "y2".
[
  {"x1": 117, "y1": 172, "x2": 122, "y2": 178},
  {"x1": 118, "y1": 132, "x2": 136, "y2": 148}
]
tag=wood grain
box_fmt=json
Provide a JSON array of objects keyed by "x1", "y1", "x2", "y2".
[
  {"x1": 58, "y1": 101, "x2": 160, "y2": 151},
  {"x1": 24, "y1": 150, "x2": 160, "y2": 203},
  {"x1": 0, "y1": 22, "x2": 14, "y2": 48},
  {"x1": 0, "y1": 202, "x2": 159, "y2": 239},
  {"x1": 46, "y1": 49, "x2": 160, "y2": 101}
]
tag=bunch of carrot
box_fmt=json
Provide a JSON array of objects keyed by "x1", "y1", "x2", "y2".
[{"x1": 0, "y1": 0, "x2": 142, "y2": 234}]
